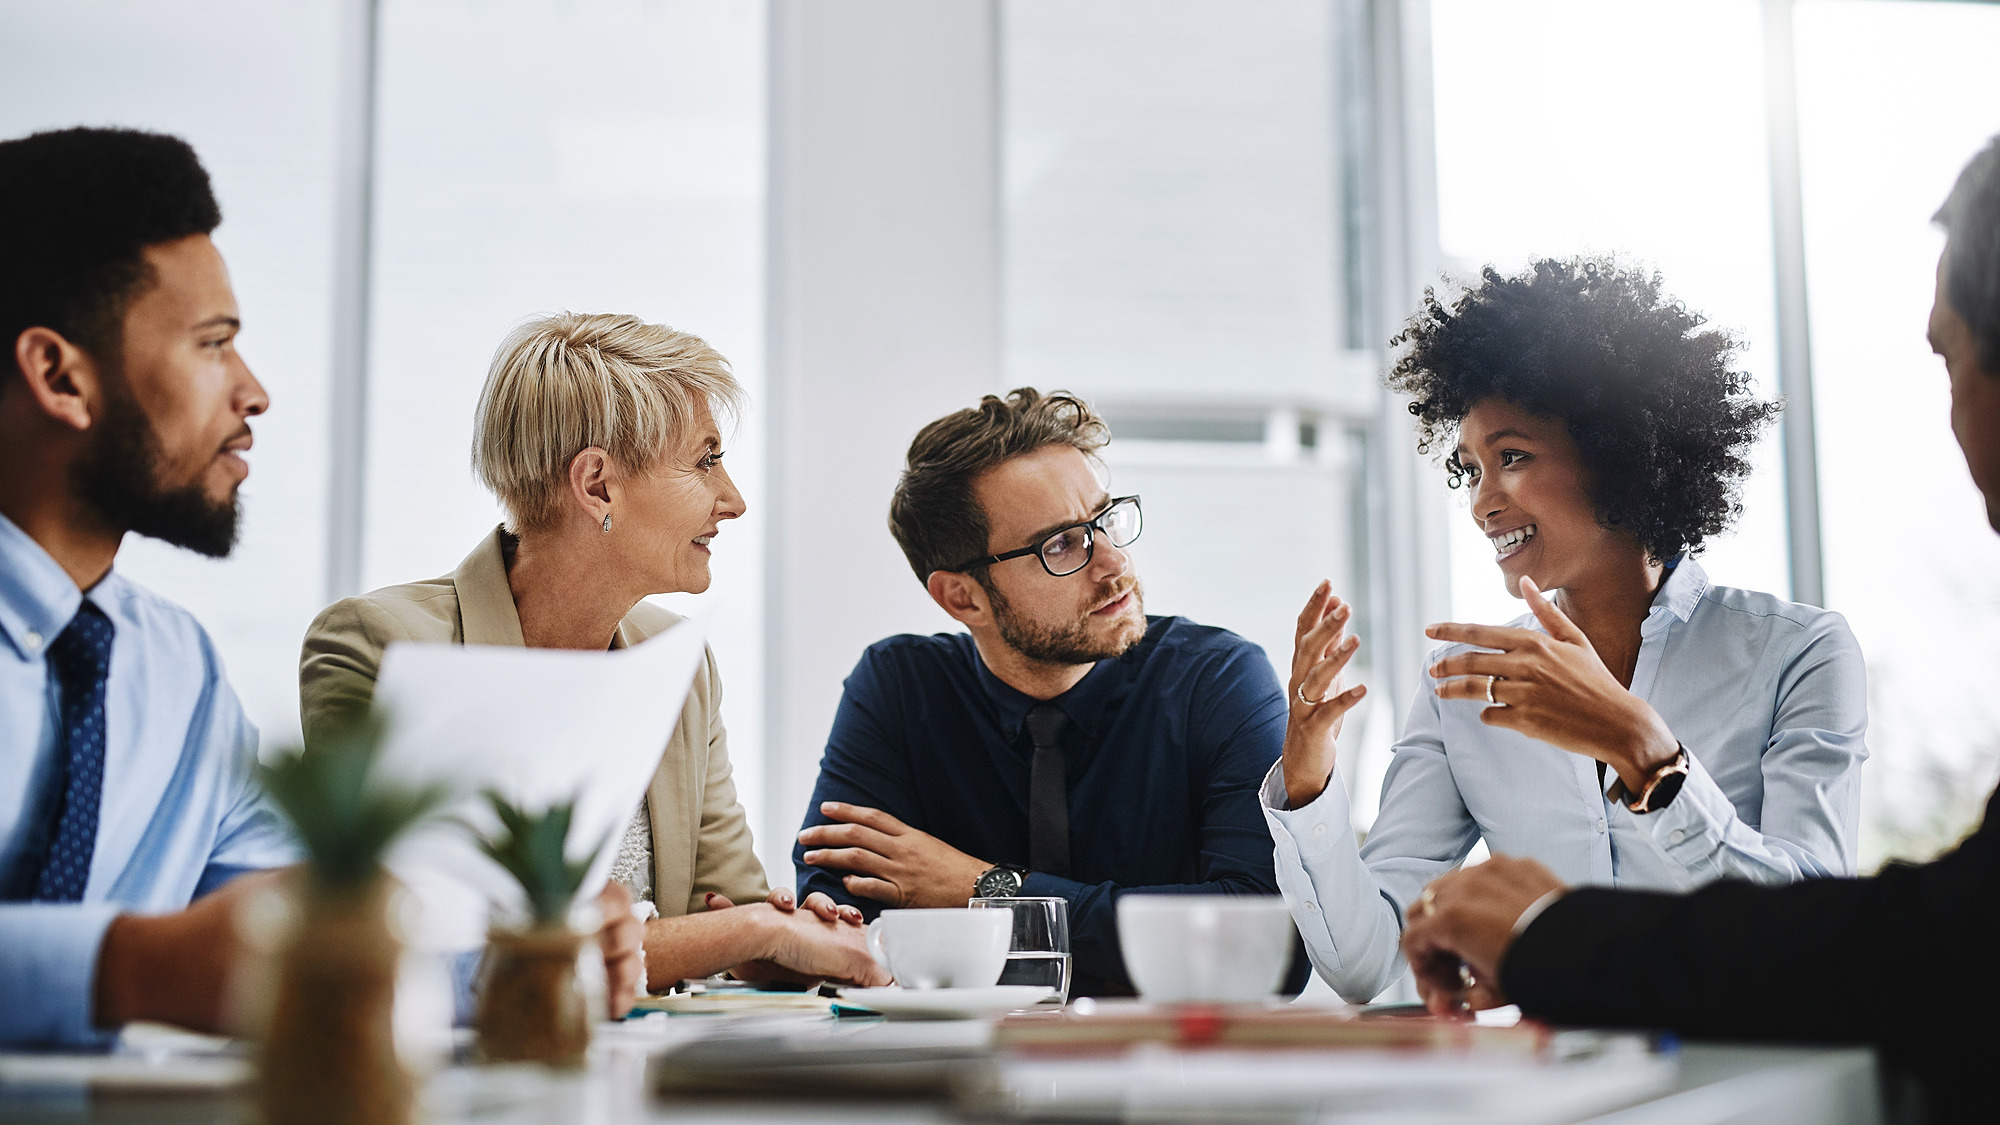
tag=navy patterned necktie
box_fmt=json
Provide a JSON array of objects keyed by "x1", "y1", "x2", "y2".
[{"x1": 32, "y1": 600, "x2": 115, "y2": 902}]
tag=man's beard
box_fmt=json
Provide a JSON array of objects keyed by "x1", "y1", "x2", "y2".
[
  {"x1": 72, "y1": 370, "x2": 241, "y2": 558},
  {"x1": 986, "y1": 576, "x2": 1145, "y2": 666}
]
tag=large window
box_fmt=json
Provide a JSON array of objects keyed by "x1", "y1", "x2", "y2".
[
  {"x1": 1002, "y1": 0, "x2": 1392, "y2": 810},
  {"x1": 1429, "y1": 0, "x2": 2000, "y2": 867},
  {"x1": 1794, "y1": 0, "x2": 2000, "y2": 864}
]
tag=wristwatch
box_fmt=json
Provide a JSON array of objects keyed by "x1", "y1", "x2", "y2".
[
  {"x1": 1616, "y1": 745, "x2": 1692, "y2": 814},
  {"x1": 974, "y1": 864, "x2": 1026, "y2": 898}
]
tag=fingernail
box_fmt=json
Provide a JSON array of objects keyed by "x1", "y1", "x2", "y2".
[{"x1": 821, "y1": 801, "x2": 838, "y2": 811}]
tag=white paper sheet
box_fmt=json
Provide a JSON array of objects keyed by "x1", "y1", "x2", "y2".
[{"x1": 368, "y1": 615, "x2": 708, "y2": 951}]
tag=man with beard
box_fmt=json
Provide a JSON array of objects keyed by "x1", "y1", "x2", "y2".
[
  {"x1": 0, "y1": 128, "x2": 646, "y2": 1044},
  {"x1": 0, "y1": 127, "x2": 295, "y2": 1044},
  {"x1": 794, "y1": 389, "x2": 1303, "y2": 996}
]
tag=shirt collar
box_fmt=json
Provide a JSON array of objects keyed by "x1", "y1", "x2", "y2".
[
  {"x1": 0, "y1": 510, "x2": 84, "y2": 662},
  {"x1": 977, "y1": 640, "x2": 1128, "y2": 741},
  {"x1": 1641, "y1": 554, "x2": 1709, "y2": 637}
]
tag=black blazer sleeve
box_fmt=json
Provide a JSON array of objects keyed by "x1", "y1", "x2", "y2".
[{"x1": 1501, "y1": 788, "x2": 2000, "y2": 1118}]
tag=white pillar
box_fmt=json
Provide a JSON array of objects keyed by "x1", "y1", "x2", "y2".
[{"x1": 762, "y1": 0, "x2": 1001, "y2": 881}]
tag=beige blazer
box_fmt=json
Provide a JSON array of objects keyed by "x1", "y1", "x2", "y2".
[{"x1": 298, "y1": 527, "x2": 769, "y2": 916}]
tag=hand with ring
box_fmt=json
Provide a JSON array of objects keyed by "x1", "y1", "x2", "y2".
[
  {"x1": 1280, "y1": 580, "x2": 1370, "y2": 810},
  {"x1": 1424, "y1": 576, "x2": 1682, "y2": 795}
]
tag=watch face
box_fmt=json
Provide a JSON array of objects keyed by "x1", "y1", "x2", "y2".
[{"x1": 975, "y1": 868, "x2": 1022, "y2": 898}]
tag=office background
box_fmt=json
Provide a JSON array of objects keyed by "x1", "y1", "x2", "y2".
[{"x1": 3, "y1": 0, "x2": 1997, "y2": 893}]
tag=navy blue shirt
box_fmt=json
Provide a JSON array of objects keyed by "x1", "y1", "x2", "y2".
[{"x1": 796, "y1": 615, "x2": 1302, "y2": 994}]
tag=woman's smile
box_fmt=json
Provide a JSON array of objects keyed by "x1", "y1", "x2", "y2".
[{"x1": 1489, "y1": 523, "x2": 1536, "y2": 562}]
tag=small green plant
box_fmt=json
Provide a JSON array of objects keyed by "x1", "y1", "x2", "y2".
[
  {"x1": 260, "y1": 713, "x2": 449, "y2": 890},
  {"x1": 473, "y1": 792, "x2": 609, "y2": 928}
]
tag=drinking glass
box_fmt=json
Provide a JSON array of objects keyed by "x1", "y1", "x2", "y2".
[{"x1": 968, "y1": 896, "x2": 1071, "y2": 1004}]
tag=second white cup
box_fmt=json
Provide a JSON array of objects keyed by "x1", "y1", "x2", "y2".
[
  {"x1": 1116, "y1": 894, "x2": 1295, "y2": 1003},
  {"x1": 865, "y1": 908, "x2": 1011, "y2": 989}
]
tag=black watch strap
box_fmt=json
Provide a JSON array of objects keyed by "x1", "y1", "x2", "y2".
[
  {"x1": 1620, "y1": 746, "x2": 1692, "y2": 814},
  {"x1": 974, "y1": 865, "x2": 1026, "y2": 898}
]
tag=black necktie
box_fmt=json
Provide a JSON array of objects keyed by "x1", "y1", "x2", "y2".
[
  {"x1": 29, "y1": 601, "x2": 116, "y2": 902},
  {"x1": 1025, "y1": 703, "x2": 1071, "y2": 879}
]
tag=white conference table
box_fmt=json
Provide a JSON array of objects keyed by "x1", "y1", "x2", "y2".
[{"x1": 0, "y1": 1016, "x2": 1884, "y2": 1125}]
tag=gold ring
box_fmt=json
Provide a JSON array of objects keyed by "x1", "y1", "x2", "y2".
[
  {"x1": 1418, "y1": 887, "x2": 1437, "y2": 916},
  {"x1": 1296, "y1": 682, "x2": 1330, "y2": 707},
  {"x1": 1484, "y1": 676, "x2": 1497, "y2": 705}
]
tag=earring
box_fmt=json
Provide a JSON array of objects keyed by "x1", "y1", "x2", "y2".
[{"x1": 601, "y1": 513, "x2": 613, "y2": 533}]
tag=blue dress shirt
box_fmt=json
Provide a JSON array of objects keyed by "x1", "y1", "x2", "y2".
[
  {"x1": 1263, "y1": 557, "x2": 1869, "y2": 1003},
  {"x1": 796, "y1": 616, "x2": 1299, "y2": 994},
  {"x1": 0, "y1": 513, "x2": 297, "y2": 1045}
]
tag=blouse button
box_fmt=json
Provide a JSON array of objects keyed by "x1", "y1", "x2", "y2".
[{"x1": 1594, "y1": 817, "x2": 1608, "y2": 834}]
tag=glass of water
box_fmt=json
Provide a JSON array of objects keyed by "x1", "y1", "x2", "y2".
[{"x1": 969, "y1": 896, "x2": 1071, "y2": 1004}]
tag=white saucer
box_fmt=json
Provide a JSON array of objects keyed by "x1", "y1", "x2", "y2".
[{"x1": 836, "y1": 985, "x2": 1055, "y2": 1019}]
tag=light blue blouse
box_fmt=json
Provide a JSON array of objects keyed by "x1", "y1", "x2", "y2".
[
  {"x1": 1263, "y1": 557, "x2": 1868, "y2": 1003},
  {"x1": 0, "y1": 513, "x2": 297, "y2": 1045}
]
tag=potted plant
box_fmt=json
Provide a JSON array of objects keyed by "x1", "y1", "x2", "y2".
[
  {"x1": 255, "y1": 714, "x2": 447, "y2": 1125},
  {"x1": 468, "y1": 792, "x2": 608, "y2": 1067}
]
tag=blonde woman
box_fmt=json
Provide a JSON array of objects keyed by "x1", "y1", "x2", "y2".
[{"x1": 300, "y1": 312, "x2": 885, "y2": 994}]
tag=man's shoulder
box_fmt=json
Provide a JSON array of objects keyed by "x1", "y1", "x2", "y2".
[
  {"x1": 96, "y1": 571, "x2": 225, "y2": 666},
  {"x1": 1136, "y1": 615, "x2": 1271, "y2": 669},
  {"x1": 854, "y1": 630, "x2": 981, "y2": 677}
]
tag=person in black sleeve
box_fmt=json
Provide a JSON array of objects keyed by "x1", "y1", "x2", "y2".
[
  {"x1": 1395, "y1": 134, "x2": 2000, "y2": 1124},
  {"x1": 794, "y1": 388, "x2": 1306, "y2": 997}
]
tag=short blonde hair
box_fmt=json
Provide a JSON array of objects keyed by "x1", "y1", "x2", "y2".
[{"x1": 472, "y1": 312, "x2": 743, "y2": 532}]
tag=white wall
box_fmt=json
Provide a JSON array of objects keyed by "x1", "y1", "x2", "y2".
[{"x1": 763, "y1": 0, "x2": 1003, "y2": 882}]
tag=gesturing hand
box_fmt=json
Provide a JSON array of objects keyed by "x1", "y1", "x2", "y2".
[
  {"x1": 1399, "y1": 855, "x2": 1567, "y2": 1019},
  {"x1": 797, "y1": 802, "x2": 990, "y2": 909},
  {"x1": 1425, "y1": 576, "x2": 1679, "y2": 792},
  {"x1": 1282, "y1": 580, "x2": 1369, "y2": 810}
]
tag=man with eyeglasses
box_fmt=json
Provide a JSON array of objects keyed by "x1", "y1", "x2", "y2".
[{"x1": 794, "y1": 388, "x2": 1305, "y2": 997}]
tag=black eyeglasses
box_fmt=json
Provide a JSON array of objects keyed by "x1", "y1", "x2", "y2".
[{"x1": 948, "y1": 496, "x2": 1143, "y2": 578}]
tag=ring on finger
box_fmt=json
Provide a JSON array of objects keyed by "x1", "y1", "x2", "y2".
[
  {"x1": 1296, "y1": 682, "x2": 1332, "y2": 707},
  {"x1": 1484, "y1": 675, "x2": 1499, "y2": 705},
  {"x1": 1417, "y1": 887, "x2": 1437, "y2": 917}
]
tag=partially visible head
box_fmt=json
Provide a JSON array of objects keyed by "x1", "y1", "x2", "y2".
[
  {"x1": 472, "y1": 312, "x2": 746, "y2": 594},
  {"x1": 1, "y1": 127, "x2": 264, "y2": 557},
  {"x1": 1388, "y1": 257, "x2": 1779, "y2": 597},
  {"x1": 1932, "y1": 135, "x2": 2000, "y2": 531},
  {"x1": 892, "y1": 388, "x2": 1145, "y2": 667}
]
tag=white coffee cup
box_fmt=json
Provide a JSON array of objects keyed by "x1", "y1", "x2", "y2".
[
  {"x1": 1116, "y1": 895, "x2": 1295, "y2": 1003},
  {"x1": 865, "y1": 908, "x2": 1010, "y2": 989}
]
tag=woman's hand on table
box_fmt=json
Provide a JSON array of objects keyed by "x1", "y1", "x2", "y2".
[
  {"x1": 1282, "y1": 580, "x2": 1369, "y2": 810},
  {"x1": 1425, "y1": 576, "x2": 1680, "y2": 792},
  {"x1": 722, "y1": 901, "x2": 889, "y2": 988},
  {"x1": 706, "y1": 887, "x2": 866, "y2": 927}
]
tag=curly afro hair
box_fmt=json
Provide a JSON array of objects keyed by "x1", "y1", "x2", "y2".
[{"x1": 1387, "y1": 257, "x2": 1780, "y2": 562}]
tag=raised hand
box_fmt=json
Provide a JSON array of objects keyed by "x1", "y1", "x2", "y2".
[
  {"x1": 1425, "y1": 576, "x2": 1679, "y2": 792},
  {"x1": 797, "y1": 802, "x2": 991, "y2": 908},
  {"x1": 1399, "y1": 855, "x2": 1567, "y2": 1019},
  {"x1": 1282, "y1": 580, "x2": 1369, "y2": 809}
]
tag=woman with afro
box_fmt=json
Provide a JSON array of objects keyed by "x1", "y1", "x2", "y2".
[{"x1": 1261, "y1": 258, "x2": 1868, "y2": 1005}]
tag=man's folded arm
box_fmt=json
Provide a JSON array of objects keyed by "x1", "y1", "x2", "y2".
[{"x1": 793, "y1": 657, "x2": 922, "y2": 913}]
